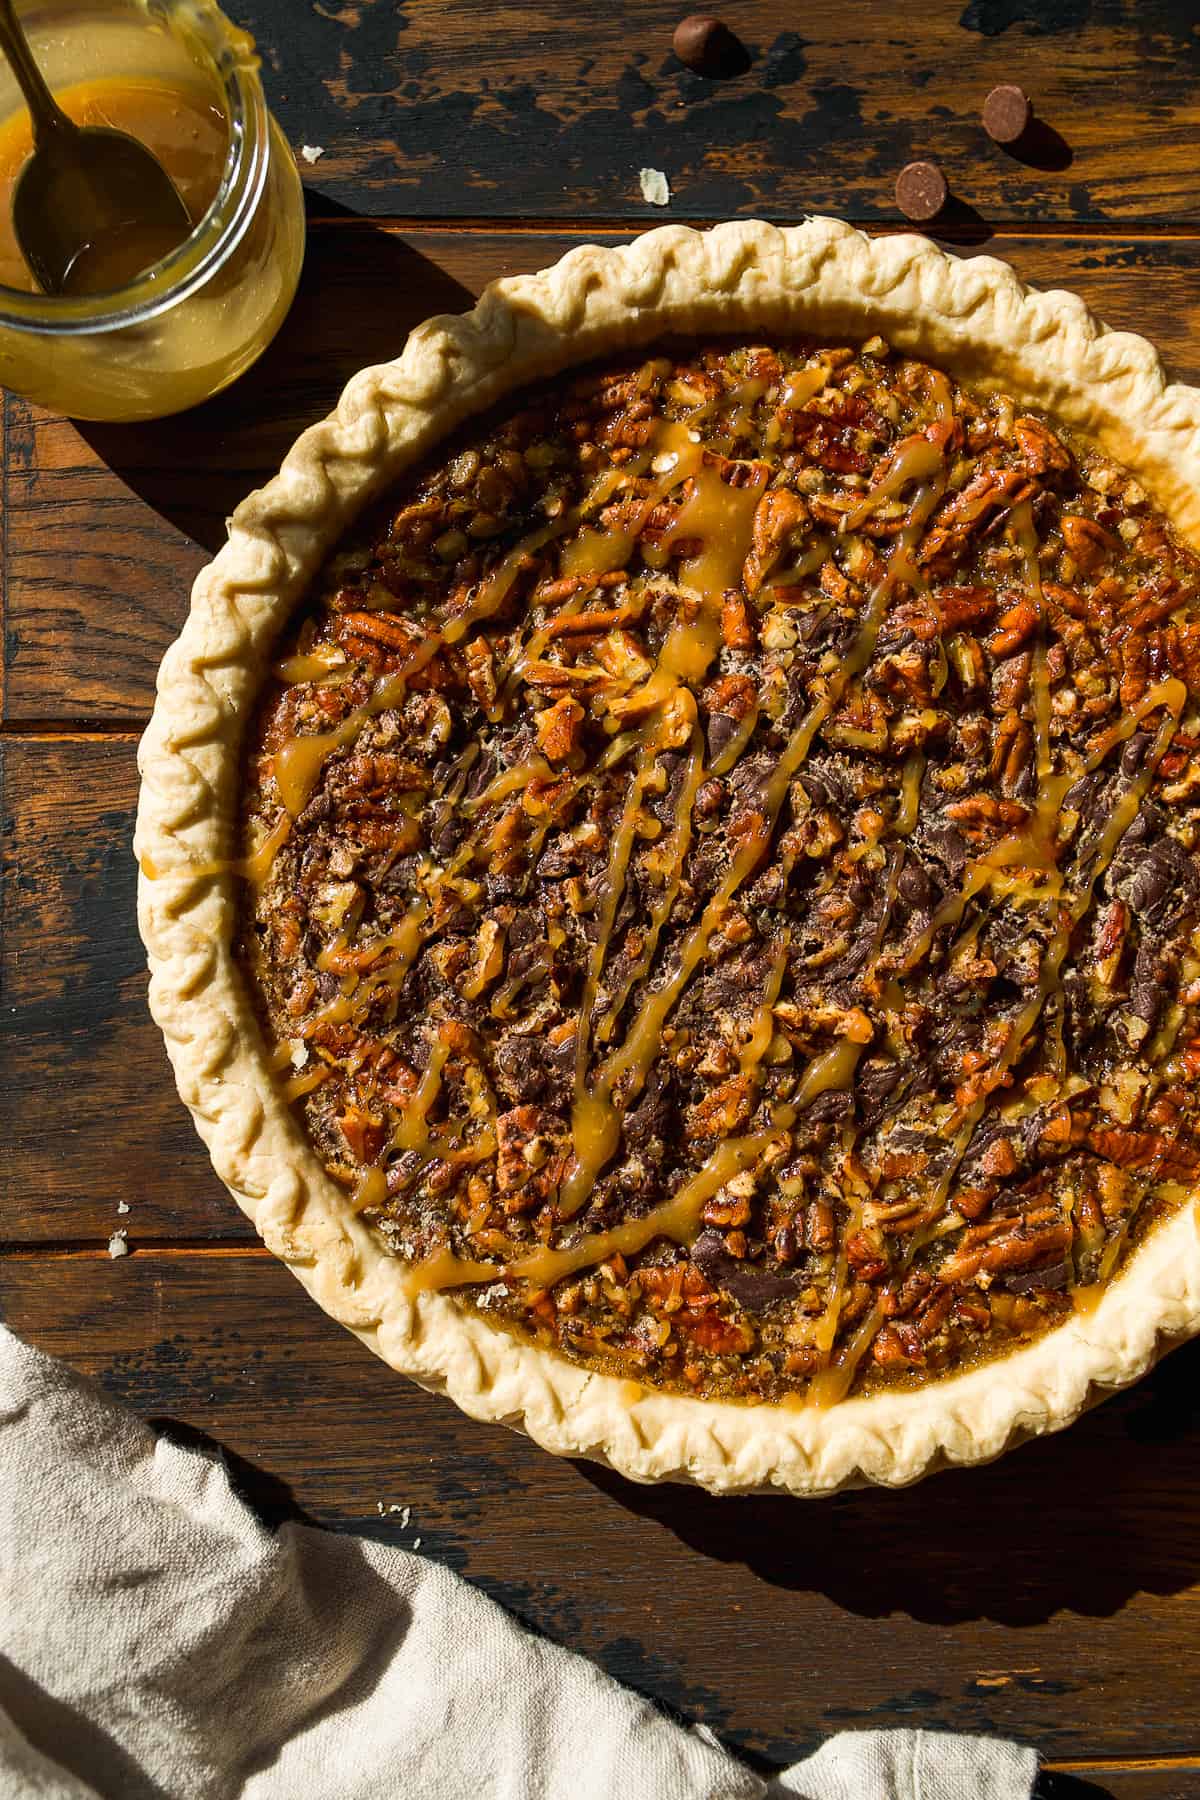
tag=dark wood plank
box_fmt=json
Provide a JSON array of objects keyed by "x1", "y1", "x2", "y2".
[
  {"x1": 0, "y1": 739, "x2": 256, "y2": 1242},
  {"x1": 241, "y1": 1, "x2": 1200, "y2": 224},
  {"x1": 2, "y1": 1246, "x2": 1200, "y2": 1771},
  {"x1": 7, "y1": 227, "x2": 1200, "y2": 724},
  {"x1": 7, "y1": 8, "x2": 1200, "y2": 1779}
]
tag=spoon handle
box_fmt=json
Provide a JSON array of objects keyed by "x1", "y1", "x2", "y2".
[{"x1": 0, "y1": 0, "x2": 74, "y2": 144}]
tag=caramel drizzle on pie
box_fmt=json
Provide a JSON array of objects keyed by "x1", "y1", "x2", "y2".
[{"x1": 225, "y1": 342, "x2": 1200, "y2": 1403}]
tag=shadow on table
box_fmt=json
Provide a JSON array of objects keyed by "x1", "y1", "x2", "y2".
[
  {"x1": 578, "y1": 1333, "x2": 1200, "y2": 1630},
  {"x1": 149, "y1": 1415, "x2": 324, "y2": 1531},
  {"x1": 929, "y1": 192, "x2": 995, "y2": 248},
  {"x1": 75, "y1": 194, "x2": 475, "y2": 554},
  {"x1": 1003, "y1": 117, "x2": 1074, "y2": 175},
  {"x1": 1034, "y1": 1776, "x2": 1116, "y2": 1800}
]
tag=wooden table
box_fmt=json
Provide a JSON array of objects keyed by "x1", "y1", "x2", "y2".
[{"x1": 3, "y1": 6, "x2": 1199, "y2": 1794}]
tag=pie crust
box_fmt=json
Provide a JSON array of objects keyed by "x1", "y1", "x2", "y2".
[{"x1": 136, "y1": 218, "x2": 1200, "y2": 1494}]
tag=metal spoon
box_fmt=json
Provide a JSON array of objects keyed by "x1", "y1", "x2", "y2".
[{"x1": 0, "y1": 0, "x2": 191, "y2": 296}]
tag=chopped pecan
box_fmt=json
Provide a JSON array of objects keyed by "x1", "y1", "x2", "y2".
[
  {"x1": 878, "y1": 1148, "x2": 929, "y2": 1178},
  {"x1": 988, "y1": 600, "x2": 1040, "y2": 658},
  {"x1": 1086, "y1": 1126, "x2": 1176, "y2": 1173},
  {"x1": 1119, "y1": 633, "x2": 1151, "y2": 707},
  {"x1": 521, "y1": 659, "x2": 608, "y2": 691},
  {"x1": 345, "y1": 753, "x2": 429, "y2": 794},
  {"x1": 674, "y1": 1309, "x2": 755, "y2": 1355},
  {"x1": 845, "y1": 1230, "x2": 888, "y2": 1281},
  {"x1": 939, "y1": 1216, "x2": 1072, "y2": 1285},
  {"x1": 722, "y1": 593, "x2": 754, "y2": 649},
  {"x1": 464, "y1": 637, "x2": 497, "y2": 711},
  {"x1": 686, "y1": 1077, "x2": 753, "y2": 1139},
  {"x1": 918, "y1": 469, "x2": 1036, "y2": 565},
  {"x1": 1163, "y1": 620, "x2": 1200, "y2": 693},
  {"x1": 495, "y1": 1105, "x2": 565, "y2": 1213},
  {"x1": 462, "y1": 916, "x2": 507, "y2": 996},
  {"x1": 702, "y1": 672, "x2": 758, "y2": 720},
  {"x1": 1014, "y1": 416, "x2": 1072, "y2": 475},
  {"x1": 336, "y1": 1104, "x2": 386, "y2": 1164},
  {"x1": 1093, "y1": 898, "x2": 1127, "y2": 985},
  {"x1": 944, "y1": 793, "x2": 1029, "y2": 834},
  {"x1": 992, "y1": 649, "x2": 1032, "y2": 709},
  {"x1": 914, "y1": 1285, "x2": 955, "y2": 1339},
  {"x1": 979, "y1": 1136, "x2": 1018, "y2": 1178},
  {"x1": 535, "y1": 695, "x2": 585, "y2": 762},
  {"x1": 820, "y1": 559, "x2": 857, "y2": 605},
  {"x1": 1060, "y1": 514, "x2": 1118, "y2": 572},
  {"x1": 933, "y1": 585, "x2": 998, "y2": 633},
  {"x1": 805, "y1": 1200, "x2": 835, "y2": 1253},
  {"x1": 336, "y1": 610, "x2": 424, "y2": 653},
  {"x1": 872, "y1": 1322, "x2": 924, "y2": 1367},
  {"x1": 1042, "y1": 580, "x2": 1093, "y2": 623},
  {"x1": 744, "y1": 488, "x2": 809, "y2": 593},
  {"x1": 542, "y1": 606, "x2": 638, "y2": 640},
  {"x1": 702, "y1": 1189, "x2": 753, "y2": 1228}
]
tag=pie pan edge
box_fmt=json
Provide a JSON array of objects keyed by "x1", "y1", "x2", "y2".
[{"x1": 135, "y1": 216, "x2": 1200, "y2": 1495}]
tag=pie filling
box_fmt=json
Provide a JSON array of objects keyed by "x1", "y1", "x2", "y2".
[{"x1": 234, "y1": 338, "x2": 1200, "y2": 1405}]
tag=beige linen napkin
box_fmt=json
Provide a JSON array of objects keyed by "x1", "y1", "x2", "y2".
[{"x1": 0, "y1": 1327, "x2": 1036, "y2": 1800}]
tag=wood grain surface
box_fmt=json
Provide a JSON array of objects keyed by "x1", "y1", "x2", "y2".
[
  {"x1": 5, "y1": 1244, "x2": 1200, "y2": 1784},
  {"x1": 238, "y1": 1, "x2": 1200, "y2": 225},
  {"x1": 0, "y1": 739, "x2": 245, "y2": 1241},
  {"x1": 4, "y1": 5, "x2": 1200, "y2": 1792},
  {"x1": 6, "y1": 227, "x2": 1200, "y2": 726}
]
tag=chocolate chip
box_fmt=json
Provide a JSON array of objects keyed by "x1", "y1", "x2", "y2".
[
  {"x1": 855, "y1": 1058, "x2": 903, "y2": 1127},
  {"x1": 803, "y1": 1090, "x2": 854, "y2": 1124},
  {"x1": 897, "y1": 856, "x2": 933, "y2": 910},
  {"x1": 706, "y1": 711, "x2": 740, "y2": 760},
  {"x1": 1001, "y1": 1259, "x2": 1070, "y2": 1295},
  {"x1": 621, "y1": 1068, "x2": 672, "y2": 1153},
  {"x1": 1130, "y1": 938, "x2": 1169, "y2": 1030},
  {"x1": 894, "y1": 161, "x2": 948, "y2": 223},
  {"x1": 924, "y1": 821, "x2": 969, "y2": 876},
  {"x1": 690, "y1": 1229, "x2": 806, "y2": 1312},
  {"x1": 983, "y1": 84, "x2": 1031, "y2": 146},
  {"x1": 672, "y1": 13, "x2": 742, "y2": 76}
]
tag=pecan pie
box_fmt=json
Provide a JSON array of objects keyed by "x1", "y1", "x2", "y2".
[
  {"x1": 236, "y1": 335, "x2": 1200, "y2": 1406},
  {"x1": 138, "y1": 221, "x2": 1200, "y2": 1492}
]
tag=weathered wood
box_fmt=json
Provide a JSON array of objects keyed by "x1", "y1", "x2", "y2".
[
  {"x1": 8, "y1": 16, "x2": 1200, "y2": 1772},
  {"x1": 241, "y1": 0, "x2": 1200, "y2": 224},
  {"x1": 6, "y1": 226, "x2": 1200, "y2": 724},
  {"x1": 0, "y1": 739, "x2": 255, "y2": 1241},
  {"x1": 1, "y1": 1247, "x2": 1199, "y2": 1771}
]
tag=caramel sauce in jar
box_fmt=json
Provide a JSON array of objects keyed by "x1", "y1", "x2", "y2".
[
  {"x1": 0, "y1": 0, "x2": 305, "y2": 420},
  {"x1": 0, "y1": 75, "x2": 228, "y2": 292}
]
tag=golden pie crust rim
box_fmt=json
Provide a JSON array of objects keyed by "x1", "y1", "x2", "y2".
[{"x1": 135, "y1": 217, "x2": 1200, "y2": 1495}]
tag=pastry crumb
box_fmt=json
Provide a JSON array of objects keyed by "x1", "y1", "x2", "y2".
[
  {"x1": 300, "y1": 144, "x2": 324, "y2": 165},
  {"x1": 116, "y1": 1200, "x2": 130, "y2": 1215},
  {"x1": 377, "y1": 1501, "x2": 412, "y2": 1527},
  {"x1": 411, "y1": 1536, "x2": 422, "y2": 1550},
  {"x1": 107, "y1": 1230, "x2": 129, "y2": 1259},
  {"x1": 639, "y1": 166, "x2": 670, "y2": 206}
]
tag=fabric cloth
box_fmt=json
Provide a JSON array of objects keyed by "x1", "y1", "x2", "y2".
[{"x1": 0, "y1": 1327, "x2": 1037, "y2": 1800}]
